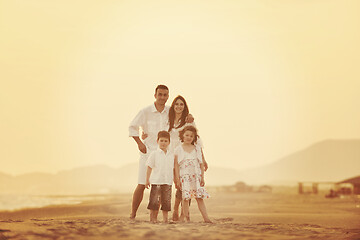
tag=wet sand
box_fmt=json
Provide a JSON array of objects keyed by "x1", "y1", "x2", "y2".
[{"x1": 0, "y1": 192, "x2": 359, "y2": 240}]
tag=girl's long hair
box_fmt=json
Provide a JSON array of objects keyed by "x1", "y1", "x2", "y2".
[
  {"x1": 168, "y1": 95, "x2": 189, "y2": 132},
  {"x1": 179, "y1": 125, "x2": 198, "y2": 144}
]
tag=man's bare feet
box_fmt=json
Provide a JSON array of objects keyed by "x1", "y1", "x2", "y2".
[
  {"x1": 204, "y1": 219, "x2": 213, "y2": 223},
  {"x1": 130, "y1": 213, "x2": 136, "y2": 219}
]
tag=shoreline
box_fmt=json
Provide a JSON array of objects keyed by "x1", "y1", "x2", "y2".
[{"x1": 0, "y1": 192, "x2": 359, "y2": 240}]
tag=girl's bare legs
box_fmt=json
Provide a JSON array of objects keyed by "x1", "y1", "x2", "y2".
[
  {"x1": 179, "y1": 203, "x2": 185, "y2": 221},
  {"x1": 179, "y1": 200, "x2": 191, "y2": 221},
  {"x1": 196, "y1": 198, "x2": 212, "y2": 223},
  {"x1": 172, "y1": 197, "x2": 181, "y2": 221},
  {"x1": 162, "y1": 210, "x2": 169, "y2": 223},
  {"x1": 182, "y1": 199, "x2": 191, "y2": 222}
]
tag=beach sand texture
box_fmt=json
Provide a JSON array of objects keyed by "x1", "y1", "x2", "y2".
[{"x1": 0, "y1": 192, "x2": 359, "y2": 240}]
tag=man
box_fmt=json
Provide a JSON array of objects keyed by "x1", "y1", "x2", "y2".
[{"x1": 128, "y1": 85, "x2": 172, "y2": 219}]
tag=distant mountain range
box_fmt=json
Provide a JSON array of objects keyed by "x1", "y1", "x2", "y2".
[
  {"x1": 0, "y1": 139, "x2": 359, "y2": 194},
  {"x1": 238, "y1": 139, "x2": 360, "y2": 184}
]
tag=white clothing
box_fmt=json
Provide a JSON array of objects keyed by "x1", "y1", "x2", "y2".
[
  {"x1": 174, "y1": 145, "x2": 209, "y2": 200},
  {"x1": 175, "y1": 144, "x2": 203, "y2": 165},
  {"x1": 129, "y1": 103, "x2": 170, "y2": 184},
  {"x1": 146, "y1": 148, "x2": 174, "y2": 185},
  {"x1": 169, "y1": 122, "x2": 204, "y2": 154},
  {"x1": 137, "y1": 152, "x2": 149, "y2": 185},
  {"x1": 129, "y1": 103, "x2": 170, "y2": 151}
]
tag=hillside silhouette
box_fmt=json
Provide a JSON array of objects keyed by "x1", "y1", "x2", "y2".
[{"x1": 0, "y1": 139, "x2": 358, "y2": 194}]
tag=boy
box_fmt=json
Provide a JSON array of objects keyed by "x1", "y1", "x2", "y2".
[{"x1": 145, "y1": 131, "x2": 174, "y2": 223}]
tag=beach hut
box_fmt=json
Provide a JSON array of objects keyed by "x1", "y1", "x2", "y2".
[
  {"x1": 298, "y1": 181, "x2": 334, "y2": 195},
  {"x1": 336, "y1": 175, "x2": 360, "y2": 195}
]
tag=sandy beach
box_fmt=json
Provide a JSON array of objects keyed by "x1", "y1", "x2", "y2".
[{"x1": 0, "y1": 191, "x2": 359, "y2": 240}]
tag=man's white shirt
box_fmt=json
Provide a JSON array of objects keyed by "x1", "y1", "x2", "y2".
[
  {"x1": 146, "y1": 148, "x2": 174, "y2": 185},
  {"x1": 129, "y1": 103, "x2": 170, "y2": 151}
]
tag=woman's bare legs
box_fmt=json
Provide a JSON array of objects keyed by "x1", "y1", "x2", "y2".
[
  {"x1": 172, "y1": 197, "x2": 181, "y2": 221},
  {"x1": 196, "y1": 198, "x2": 212, "y2": 223},
  {"x1": 179, "y1": 204, "x2": 185, "y2": 221}
]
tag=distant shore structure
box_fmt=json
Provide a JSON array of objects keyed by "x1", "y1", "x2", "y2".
[
  {"x1": 297, "y1": 182, "x2": 333, "y2": 195},
  {"x1": 209, "y1": 182, "x2": 272, "y2": 193},
  {"x1": 298, "y1": 175, "x2": 360, "y2": 195},
  {"x1": 336, "y1": 176, "x2": 360, "y2": 195}
]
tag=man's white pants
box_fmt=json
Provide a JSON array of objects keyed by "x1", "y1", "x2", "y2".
[{"x1": 137, "y1": 149, "x2": 154, "y2": 185}]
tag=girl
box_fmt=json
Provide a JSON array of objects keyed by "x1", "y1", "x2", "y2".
[{"x1": 174, "y1": 125, "x2": 211, "y2": 223}]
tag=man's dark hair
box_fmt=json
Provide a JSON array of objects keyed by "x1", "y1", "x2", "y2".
[
  {"x1": 157, "y1": 131, "x2": 170, "y2": 141},
  {"x1": 155, "y1": 85, "x2": 169, "y2": 94}
]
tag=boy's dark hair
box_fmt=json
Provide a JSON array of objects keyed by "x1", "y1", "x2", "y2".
[
  {"x1": 179, "y1": 125, "x2": 198, "y2": 145},
  {"x1": 155, "y1": 85, "x2": 169, "y2": 94},
  {"x1": 157, "y1": 131, "x2": 170, "y2": 141}
]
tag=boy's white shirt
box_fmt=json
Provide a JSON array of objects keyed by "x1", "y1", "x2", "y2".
[
  {"x1": 146, "y1": 148, "x2": 174, "y2": 185},
  {"x1": 146, "y1": 148, "x2": 175, "y2": 185}
]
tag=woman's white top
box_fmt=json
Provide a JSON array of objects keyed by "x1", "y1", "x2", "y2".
[{"x1": 169, "y1": 121, "x2": 204, "y2": 153}]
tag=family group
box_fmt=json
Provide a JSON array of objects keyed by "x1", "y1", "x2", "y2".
[{"x1": 129, "y1": 85, "x2": 211, "y2": 223}]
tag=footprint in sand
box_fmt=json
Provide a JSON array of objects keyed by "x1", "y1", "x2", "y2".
[
  {"x1": 301, "y1": 223, "x2": 321, "y2": 228},
  {"x1": 0, "y1": 220, "x2": 23, "y2": 223},
  {"x1": 75, "y1": 227, "x2": 90, "y2": 236},
  {"x1": 30, "y1": 218, "x2": 54, "y2": 222},
  {"x1": 26, "y1": 231, "x2": 55, "y2": 239},
  {"x1": 215, "y1": 217, "x2": 234, "y2": 222},
  {"x1": 143, "y1": 230, "x2": 156, "y2": 238},
  {"x1": 257, "y1": 223, "x2": 273, "y2": 226}
]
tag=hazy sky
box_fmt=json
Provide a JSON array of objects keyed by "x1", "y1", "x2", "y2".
[{"x1": 1, "y1": 0, "x2": 359, "y2": 175}]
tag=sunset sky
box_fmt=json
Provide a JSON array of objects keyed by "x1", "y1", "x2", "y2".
[{"x1": 1, "y1": 0, "x2": 359, "y2": 176}]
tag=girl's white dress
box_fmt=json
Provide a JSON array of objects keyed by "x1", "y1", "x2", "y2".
[{"x1": 175, "y1": 145, "x2": 210, "y2": 200}]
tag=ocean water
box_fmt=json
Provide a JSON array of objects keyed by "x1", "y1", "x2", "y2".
[{"x1": 0, "y1": 194, "x2": 97, "y2": 211}]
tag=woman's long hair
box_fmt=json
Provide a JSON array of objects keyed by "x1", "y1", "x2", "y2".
[{"x1": 168, "y1": 95, "x2": 189, "y2": 132}]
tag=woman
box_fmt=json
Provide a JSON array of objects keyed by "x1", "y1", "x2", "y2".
[{"x1": 168, "y1": 95, "x2": 197, "y2": 151}]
